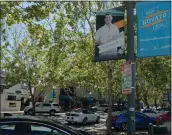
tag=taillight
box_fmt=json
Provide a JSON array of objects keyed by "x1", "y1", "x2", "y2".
[{"x1": 113, "y1": 116, "x2": 118, "y2": 120}]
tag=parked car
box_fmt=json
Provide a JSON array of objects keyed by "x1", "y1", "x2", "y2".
[
  {"x1": 142, "y1": 109, "x2": 161, "y2": 118},
  {"x1": 92, "y1": 104, "x2": 108, "y2": 112},
  {"x1": 0, "y1": 116, "x2": 90, "y2": 135},
  {"x1": 65, "y1": 109, "x2": 100, "y2": 125},
  {"x1": 24, "y1": 103, "x2": 61, "y2": 116},
  {"x1": 156, "y1": 107, "x2": 170, "y2": 115},
  {"x1": 156, "y1": 111, "x2": 171, "y2": 123},
  {"x1": 156, "y1": 111, "x2": 171, "y2": 132},
  {"x1": 109, "y1": 112, "x2": 156, "y2": 131}
]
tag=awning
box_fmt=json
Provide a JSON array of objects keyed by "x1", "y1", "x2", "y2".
[{"x1": 59, "y1": 95, "x2": 72, "y2": 101}]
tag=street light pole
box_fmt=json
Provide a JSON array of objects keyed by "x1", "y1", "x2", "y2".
[{"x1": 126, "y1": 1, "x2": 136, "y2": 135}]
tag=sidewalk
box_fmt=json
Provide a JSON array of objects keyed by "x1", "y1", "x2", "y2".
[{"x1": 1, "y1": 111, "x2": 24, "y2": 114}]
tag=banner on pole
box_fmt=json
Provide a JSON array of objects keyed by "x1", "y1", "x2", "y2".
[
  {"x1": 94, "y1": 7, "x2": 125, "y2": 61},
  {"x1": 122, "y1": 61, "x2": 132, "y2": 94},
  {"x1": 136, "y1": 2, "x2": 171, "y2": 58}
]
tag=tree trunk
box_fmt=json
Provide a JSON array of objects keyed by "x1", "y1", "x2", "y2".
[
  {"x1": 106, "y1": 63, "x2": 113, "y2": 135},
  {"x1": 143, "y1": 95, "x2": 149, "y2": 109},
  {"x1": 28, "y1": 81, "x2": 35, "y2": 115}
]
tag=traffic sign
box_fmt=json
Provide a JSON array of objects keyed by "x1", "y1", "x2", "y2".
[{"x1": 122, "y1": 60, "x2": 132, "y2": 94}]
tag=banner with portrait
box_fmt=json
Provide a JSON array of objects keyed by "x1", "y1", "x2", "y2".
[{"x1": 94, "y1": 7, "x2": 125, "y2": 62}]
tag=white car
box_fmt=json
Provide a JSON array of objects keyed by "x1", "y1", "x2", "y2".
[
  {"x1": 24, "y1": 103, "x2": 61, "y2": 116},
  {"x1": 65, "y1": 109, "x2": 100, "y2": 125},
  {"x1": 91, "y1": 104, "x2": 108, "y2": 112},
  {"x1": 142, "y1": 109, "x2": 161, "y2": 118}
]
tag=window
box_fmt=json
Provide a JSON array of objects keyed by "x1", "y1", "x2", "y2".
[
  {"x1": 0, "y1": 122, "x2": 68, "y2": 135},
  {"x1": 15, "y1": 91, "x2": 21, "y2": 94},
  {"x1": 53, "y1": 104, "x2": 59, "y2": 107},
  {"x1": 43, "y1": 104, "x2": 51, "y2": 107},
  {"x1": 7, "y1": 95, "x2": 16, "y2": 101},
  {"x1": 143, "y1": 110, "x2": 156, "y2": 114},
  {"x1": 31, "y1": 123, "x2": 67, "y2": 135},
  {"x1": 137, "y1": 113, "x2": 148, "y2": 118},
  {"x1": 0, "y1": 124, "x2": 15, "y2": 130}
]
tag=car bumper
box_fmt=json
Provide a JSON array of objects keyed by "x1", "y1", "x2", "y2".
[{"x1": 65, "y1": 117, "x2": 81, "y2": 123}]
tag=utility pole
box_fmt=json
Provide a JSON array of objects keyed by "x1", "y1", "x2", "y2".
[
  {"x1": 126, "y1": 1, "x2": 136, "y2": 135},
  {"x1": 106, "y1": 61, "x2": 113, "y2": 135}
]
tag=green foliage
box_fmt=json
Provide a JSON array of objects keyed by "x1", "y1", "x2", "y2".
[{"x1": 1, "y1": 1, "x2": 171, "y2": 106}]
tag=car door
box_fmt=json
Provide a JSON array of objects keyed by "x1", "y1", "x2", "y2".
[
  {"x1": 88, "y1": 110, "x2": 96, "y2": 122},
  {"x1": 35, "y1": 103, "x2": 43, "y2": 113},
  {"x1": 82, "y1": 110, "x2": 92, "y2": 122},
  {"x1": 42, "y1": 103, "x2": 51, "y2": 112},
  {"x1": 136, "y1": 112, "x2": 150, "y2": 128}
]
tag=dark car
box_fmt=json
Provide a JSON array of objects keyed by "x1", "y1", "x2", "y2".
[{"x1": 0, "y1": 116, "x2": 90, "y2": 135}]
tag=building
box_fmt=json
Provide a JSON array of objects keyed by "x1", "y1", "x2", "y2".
[{"x1": 44, "y1": 87, "x2": 99, "y2": 110}]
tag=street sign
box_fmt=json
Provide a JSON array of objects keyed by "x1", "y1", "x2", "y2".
[
  {"x1": 136, "y1": 2, "x2": 171, "y2": 58},
  {"x1": 122, "y1": 61, "x2": 132, "y2": 94}
]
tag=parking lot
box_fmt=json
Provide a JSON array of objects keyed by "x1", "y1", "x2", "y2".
[
  {"x1": 5, "y1": 111, "x2": 148, "y2": 135},
  {"x1": 41, "y1": 112, "x2": 147, "y2": 135}
]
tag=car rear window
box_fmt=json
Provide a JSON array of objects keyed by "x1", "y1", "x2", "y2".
[{"x1": 53, "y1": 104, "x2": 59, "y2": 107}]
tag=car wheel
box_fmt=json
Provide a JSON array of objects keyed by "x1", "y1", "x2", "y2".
[
  {"x1": 121, "y1": 123, "x2": 127, "y2": 131},
  {"x1": 49, "y1": 110, "x2": 56, "y2": 116},
  {"x1": 82, "y1": 118, "x2": 87, "y2": 125},
  {"x1": 96, "y1": 116, "x2": 100, "y2": 123},
  {"x1": 28, "y1": 110, "x2": 33, "y2": 115}
]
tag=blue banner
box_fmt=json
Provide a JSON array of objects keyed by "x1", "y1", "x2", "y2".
[{"x1": 136, "y1": 2, "x2": 171, "y2": 58}]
